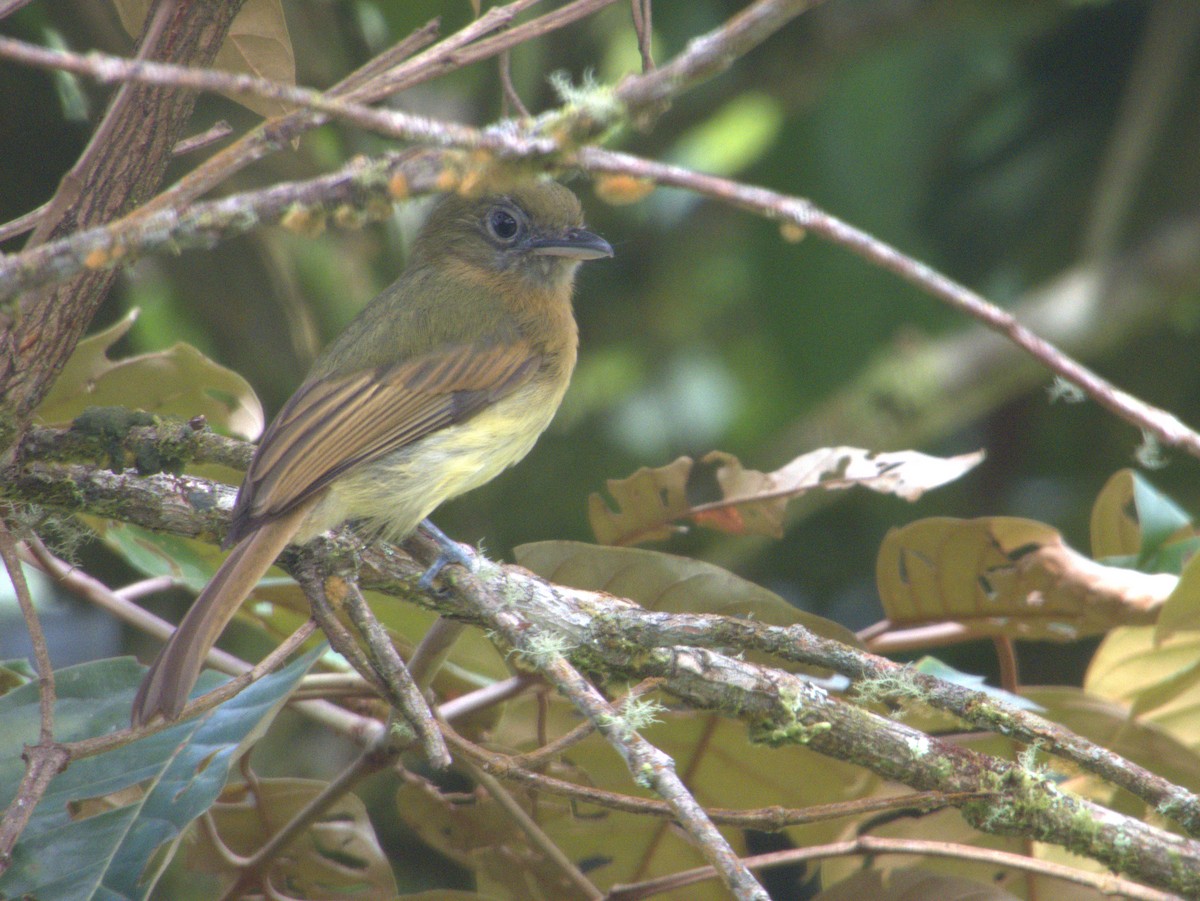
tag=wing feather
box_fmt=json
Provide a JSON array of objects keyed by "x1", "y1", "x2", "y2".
[{"x1": 226, "y1": 342, "x2": 540, "y2": 541}]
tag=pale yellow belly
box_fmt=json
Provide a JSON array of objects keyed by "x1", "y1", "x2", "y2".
[{"x1": 293, "y1": 380, "x2": 564, "y2": 543}]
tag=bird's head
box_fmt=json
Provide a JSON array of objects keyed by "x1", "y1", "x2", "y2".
[{"x1": 413, "y1": 179, "x2": 613, "y2": 292}]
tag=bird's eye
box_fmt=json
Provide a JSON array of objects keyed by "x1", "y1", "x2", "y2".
[{"x1": 487, "y1": 208, "x2": 520, "y2": 242}]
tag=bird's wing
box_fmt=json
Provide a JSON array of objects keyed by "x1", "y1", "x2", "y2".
[{"x1": 227, "y1": 341, "x2": 540, "y2": 539}]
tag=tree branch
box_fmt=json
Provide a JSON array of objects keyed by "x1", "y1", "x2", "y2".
[{"x1": 5, "y1": 452, "x2": 1196, "y2": 894}]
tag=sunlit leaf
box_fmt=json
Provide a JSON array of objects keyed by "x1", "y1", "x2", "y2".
[
  {"x1": 1087, "y1": 626, "x2": 1200, "y2": 741},
  {"x1": 877, "y1": 517, "x2": 1171, "y2": 641},
  {"x1": 36, "y1": 310, "x2": 264, "y2": 440},
  {"x1": 589, "y1": 447, "x2": 984, "y2": 546},
  {"x1": 1155, "y1": 549, "x2": 1200, "y2": 643}
]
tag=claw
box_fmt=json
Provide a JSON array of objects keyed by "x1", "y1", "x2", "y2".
[{"x1": 416, "y1": 519, "x2": 476, "y2": 590}]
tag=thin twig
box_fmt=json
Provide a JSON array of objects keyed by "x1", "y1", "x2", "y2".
[
  {"x1": 22, "y1": 534, "x2": 248, "y2": 675},
  {"x1": 577, "y1": 147, "x2": 1200, "y2": 461},
  {"x1": 0, "y1": 200, "x2": 49, "y2": 243},
  {"x1": 5, "y1": 27, "x2": 1196, "y2": 466},
  {"x1": 9, "y1": 452, "x2": 1200, "y2": 892},
  {"x1": 447, "y1": 726, "x2": 981, "y2": 830},
  {"x1": 618, "y1": 0, "x2": 824, "y2": 124},
  {"x1": 445, "y1": 722, "x2": 605, "y2": 901},
  {"x1": 0, "y1": 519, "x2": 68, "y2": 871},
  {"x1": 0, "y1": 0, "x2": 36, "y2": 19},
  {"x1": 139, "y1": 0, "x2": 604, "y2": 217},
  {"x1": 630, "y1": 0, "x2": 654, "y2": 72},
  {"x1": 408, "y1": 530, "x2": 770, "y2": 901},
  {"x1": 171, "y1": 120, "x2": 233, "y2": 156},
  {"x1": 608, "y1": 835, "x2": 1180, "y2": 901},
  {"x1": 0, "y1": 36, "x2": 557, "y2": 157},
  {"x1": 218, "y1": 724, "x2": 405, "y2": 901},
  {"x1": 0, "y1": 524, "x2": 55, "y2": 742},
  {"x1": 69, "y1": 620, "x2": 319, "y2": 759},
  {"x1": 340, "y1": 579, "x2": 450, "y2": 768},
  {"x1": 437, "y1": 674, "x2": 533, "y2": 719},
  {"x1": 498, "y1": 49, "x2": 531, "y2": 117}
]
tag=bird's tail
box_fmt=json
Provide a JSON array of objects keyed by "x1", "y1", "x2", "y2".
[{"x1": 131, "y1": 505, "x2": 312, "y2": 726}]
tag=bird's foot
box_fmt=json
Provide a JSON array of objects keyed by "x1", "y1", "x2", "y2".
[{"x1": 417, "y1": 519, "x2": 477, "y2": 590}]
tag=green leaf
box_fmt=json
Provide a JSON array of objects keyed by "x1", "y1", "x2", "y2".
[
  {"x1": 1132, "y1": 472, "x2": 1193, "y2": 564},
  {"x1": 1090, "y1": 469, "x2": 1196, "y2": 572},
  {"x1": 95, "y1": 521, "x2": 227, "y2": 593},
  {"x1": 515, "y1": 540, "x2": 861, "y2": 650},
  {"x1": 0, "y1": 649, "x2": 322, "y2": 900},
  {"x1": 36, "y1": 310, "x2": 264, "y2": 439}
]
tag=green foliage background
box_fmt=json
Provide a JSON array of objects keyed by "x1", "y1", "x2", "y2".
[{"x1": 6, "y1": 0, "x2": 1199, "y2": 680}]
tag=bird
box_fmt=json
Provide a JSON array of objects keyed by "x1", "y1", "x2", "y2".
[{"x1": 131, "y1": 178, "x2": 612, "y2": 725}]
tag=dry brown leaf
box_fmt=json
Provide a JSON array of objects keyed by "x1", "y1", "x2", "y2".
[
  {"x1": 112, "y1": 0, "x2": 295, "y2": 118},
  {"x1": 589, "y1": 447, "x2": 984, "y2": 546},
  {"x1": 877, "y1": 517, "x2": 1174, "y2": 641}
]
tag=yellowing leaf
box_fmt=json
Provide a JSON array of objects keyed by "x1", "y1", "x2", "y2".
[
  {"x1": 36, "y1": 310, "x2": 264, "y2": 440},
  {"x1": 876, "y1": 518, "x2": 1171, "y2": 641},
  {"x1": 1089, "y1": 469, "x2": 1144, "y2": 559},
  {"x1": 589, "y1": 447, "x2": 984, "y2": 546},
  {"x1": 1087, "y1": 625, "x2": 1200, "y2": 739},
  {"x1": 395, "y1": 776, "x2": 594, "y2": 901},
  {"x1": 112, "y1": 0, "x2": 294, "y2": 119},
  {"x1": 1156, "y1": 549, "x2": 1200, "y2": 643},
  {"x1": 213, "y1": 0, "x2": 295, "y2": 118}
]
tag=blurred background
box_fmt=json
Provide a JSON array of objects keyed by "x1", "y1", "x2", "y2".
[{"x1": 3, "y1": 0, "x2": 1200, "y2": 771}]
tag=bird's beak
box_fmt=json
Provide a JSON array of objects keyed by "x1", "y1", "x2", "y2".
[{"x1": 529, "y1": 227, "x2": 614, "y2": 260}]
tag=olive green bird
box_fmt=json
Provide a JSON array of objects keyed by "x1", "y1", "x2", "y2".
[{"x1": 132, "y1": 179, "x2": 612, "y2": 725}]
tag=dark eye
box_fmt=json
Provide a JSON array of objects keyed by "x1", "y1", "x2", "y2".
[{"x1": 487, "y1": 208, "x2": 520, "y2": 242}]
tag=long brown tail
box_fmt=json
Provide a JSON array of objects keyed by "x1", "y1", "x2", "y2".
[{"x1": 131, "y1": 504, "x2": 313, "y2": 726}]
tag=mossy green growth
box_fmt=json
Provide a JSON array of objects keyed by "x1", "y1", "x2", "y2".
[
  {"x1": 69, "y1": 406, "x2": 190, "y2": 474},
  {"x1": 752, "y1": 716, "x2": 832, "y2": 748}
]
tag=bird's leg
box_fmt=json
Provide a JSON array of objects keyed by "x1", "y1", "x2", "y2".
[{"x1": 416, "y1": 519, "x2": 477, "y2": 590}]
